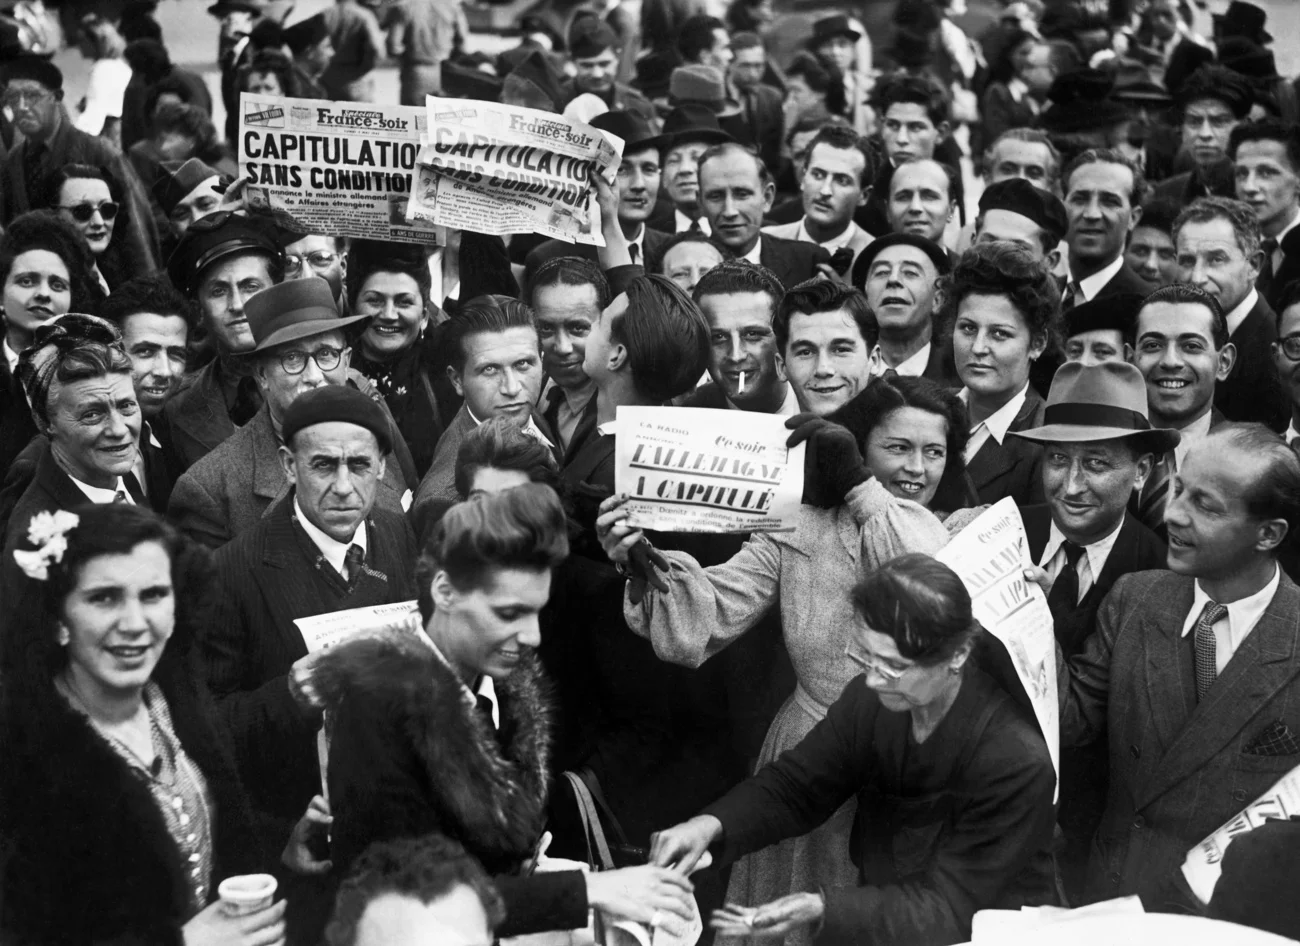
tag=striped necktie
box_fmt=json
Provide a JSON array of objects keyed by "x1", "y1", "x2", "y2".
[
  {"x1": 343, "y1": 544, "x2": 364, "y2": 582},
  {"x1": 1138, "y1": 450, "x2": 1175, "y2": 531}
]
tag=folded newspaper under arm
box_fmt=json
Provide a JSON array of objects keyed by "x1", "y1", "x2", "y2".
[
  {"x1": 1181, "y1": 760, "x2": 1300, "y2": 904},
  {"x1": 292, "y1": 600, "x2": 426, "y2": 653}
]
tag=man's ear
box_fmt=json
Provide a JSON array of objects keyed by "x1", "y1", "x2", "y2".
[
  {"x1": 278, "y1": 444, "x2": 296, "y2": 483},
  {"x1": 1217, "y1": 341, "x2": 1238, "y2": 382},
  {"x1": 858, "y1": 184, "x2": 872, "y2": 208},
  {"x1": 1132, "y1": 451, "x2": 1155, "y2": 492},
  {"x1": 1045, "y1": 247, "x2": 1061, "y2": 272},
  {"x1": 253, "y1": 358, "x2": 271, "y2": 393},
  {"x1": 936, "y1": 120, "x2": 951, "y2": 141},
  {"x1": 1127, "y1": 202, "x2": 1143, "y2": 233},
  {"x1": 431, "y1": 569, "x2": 457, "y2": 611},
  {"x1": 774, "y1": 350, "x2": 788, "y2": 383},
  {"x1": 446, "y1": 364, "x2": 464, "y2": 397},
  {"x1": 762, "y1": 179, "x2": 776, "y2": 214},
  {"x1": 607, "y1": 340, "x2": 628, "y2": 374},
  {"x1": 1257, "y1": 517, "x2": 1289, "y2": 554}
]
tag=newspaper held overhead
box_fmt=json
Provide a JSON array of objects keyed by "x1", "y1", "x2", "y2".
[
  {"x1": 613, "y1": 407, "x2": 806, "y2": 534},
  {"x1": 934, "y1": 499, "x2": 1060, "y2": 799},
  {"x1": 1182, "y1": 761, "x2": 1300, "y2": 904},
  {"x1": 237, "y1": 93, "x2": 440, "y2": 244},
  {"x1": 408, "y1": 96, "x2": 623, "y2": 245}
]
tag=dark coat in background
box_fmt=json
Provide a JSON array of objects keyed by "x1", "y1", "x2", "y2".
[
  {"x1": 1217, "y1": 292, "x2": 1288, "y2": 432},
  {"x1": 965, "y1": 387, "x2": 1047, "y2": 507},
  {"x1": 733, "y1": 83, "x2": 785, "y2": 175},
  {"x1": 0, "y1": 353, "x2": 36, "y2": 482},
  {"x1": 757, "y1": 234, "x2": 832, "y2": 290},
  {"x1": 161, "y1": 357, "x2": 249, "y2": 473},
  {"x1": 523, "y1": 226, "x2": 671, "y2": 287}
]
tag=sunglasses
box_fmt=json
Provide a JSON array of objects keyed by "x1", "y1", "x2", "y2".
[{"x1": 59, "y1": 201, "x2": 119, "y2": 223}]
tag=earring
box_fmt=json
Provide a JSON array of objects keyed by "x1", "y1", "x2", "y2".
[{"x1": 57, "y1": 624, "x2": 69, "y2": 646}]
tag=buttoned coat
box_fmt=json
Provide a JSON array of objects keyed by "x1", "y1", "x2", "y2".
[
  {"x1": 965, "y1": 387, "x2": 1047, "y2": 507},
  {"x1": 168, "y1": 403, "x2": 410, "y2": 550},
  {"x1": 1060, "y1": 568, "x2": 1300, "y2": 907},
  {"x1": 762, "y1": 218, "x2": 873, "y2": 278}
]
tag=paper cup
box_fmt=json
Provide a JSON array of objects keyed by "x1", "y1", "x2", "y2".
[{"x1": 218, "y1": 874, "x2": 277, "y2": 916}]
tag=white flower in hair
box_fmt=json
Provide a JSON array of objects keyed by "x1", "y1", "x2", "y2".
[{"x1": 13, "y1": 510, "x2": 80, "y2": 581}]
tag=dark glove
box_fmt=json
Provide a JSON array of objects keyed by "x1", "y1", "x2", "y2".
[
  {"x1": 828, "y1": 246, "x2": 855, "y2": 276},
  {"x1": 785, "y1": 412, "x2": 871, "y2": 508},
  {"x1": 626, "y1": 538, "x2": 670, "y2": 606}
]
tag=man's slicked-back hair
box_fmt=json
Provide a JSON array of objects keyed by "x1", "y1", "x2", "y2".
[
  {"x1": 1173, "y1": 195, "x2": 1262, "y2": 259},
  {"x1": 1228, "y1": 119, "x2": 1300, "y2": 170},
  {"x1": 984, "y1": 127, "x2": 1062, "y2": 193},
  {"x1": 99, "y1": 272, "x2": 199, "y2": 333},
  {"x1": 613, "y1": 274, "x2": 711, "y2": 402},
  {"x1": 773, "y1": 278, "x2": 876, "y2": 354},
  {"x1": 697, "y1": 141, "x2": 773, "y2": 187},
  {"x1": 1211, "y1": 423, "x2": 1300, "y2": 555},
  {"x1": 692, "y1": 259, "x2": 784, "y2": 319},
  {"x1": 676, "y1": 14, "x2": 726, "y2": 63},
  {"x1": 871, "y1": 72, "x2": 951, "y2": 126},
  {"x1": 1138, "y1": 283, "x2": 1229, "y2": 348},
  {"x1": 442, "y1": 294, "x2": 537, "y2": 374},
  {"x1": 528, "y1": 255, "x2": 611, "y2": 311},
  {"x1": 1062, "y1": 148, "x2": 1147, "y2": 207},
  {"x1": 454, "y1": 414, "x2": 560, "y2": 499},
  {"x1": 324, "y1": 834, "x2": 506, "y2": 946},
  {"x1": 804, "y1": 123, "x2": 876, "y2": 187}
]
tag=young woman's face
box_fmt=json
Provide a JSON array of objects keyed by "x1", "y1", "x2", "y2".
[
  {"x1": 433, "y1": 566, "x2": 552, "y2": 682},
  {"x1": 863, "y1": 406, "x2": 949, "y2": 509},
  {"x1": 244, "y1": 70, "x2": 283, "y2": 96},
  {"x1": 63, "y1": 541, "x2": 175, "y2": 700},
  {"x1": 953, "y1": 292, "x2": 1043, "y2": 402},
  {"x1": 56, "y1": 177, "x2": 116, "y2": 256},
  {"x1": 3, "y1": 249, "x2": 71, "y2": 345},
  {"x1": 356, "y1": 271, "x2": 428, "y2": 359}
]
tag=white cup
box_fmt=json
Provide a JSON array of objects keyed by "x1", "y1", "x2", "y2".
[{"x1": 218, "y1": 874, "x2": 278, "y2": 917}]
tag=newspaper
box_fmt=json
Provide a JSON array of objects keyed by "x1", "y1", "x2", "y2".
[
  {"x1": 1181, "y1": 760, "x2": 1300, "y2": 904},
  {"x1": 406, "y1": 96, "x2": 623, "y2": 244},
  {"x1": 237, "y1": 92, "x2": 441, "y2": 243},
  {"x1": 293, "y1": 600, "x2": 424, "y2": 653},
  {"x1": 935, "y1": 498, "x2": 1060, "y2": 798},
  {"x1": 613, "y1": 407, "x2": 806, "y2": 534}
]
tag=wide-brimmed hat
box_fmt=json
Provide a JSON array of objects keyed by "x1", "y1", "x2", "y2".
[
  {"x1": 669, "y1": 64, "x2": 740, "y2": 117},
  {"x1": 245, "y1": 276, "x2": 368, "y2": 353},
  {"x1": 153, "y1": 158, "x2": 226, "y2": 216},
  {"x1": 207, "y1": 0, "x2": 267, "y2": 18},
  {"x1": 1214, "y1": 0, "x2": 1272, "y2": 44},
  {"x1": 1011, "y1": 361, "x2": 1179, "y2": 453},
  {"x1": 1110, "y1": 60, "x2": 1172, "y2": 107},
  {"x1": 808, "y1": 15, "x2": 860, "y2": 49},
  {"x1": 590, "y1": 111, "x2": 668, "y2": 156},
  {"x1": 1218, "y1": 37, "x2": 1281, "y2": 82},
  {"x1": 659, "y1": 103, "x2": 734, "y2": 154},
  {"x1": 1038, "y1": 68, "x2": 1129, "y2": 135}
]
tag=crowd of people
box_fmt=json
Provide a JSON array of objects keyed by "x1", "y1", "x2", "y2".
[{"x1": 5, "y1": 0, "x2": 1300, "y2": 944}]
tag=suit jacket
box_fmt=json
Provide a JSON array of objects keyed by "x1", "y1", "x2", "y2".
[
  {"x1": 758, "y1": 234, "x2": 832, "y2": 290},
  {"x1": 1061, "y1": 569, "x2": 1300, "y2": 907},
  {"x1": 160, "y1": 357, "x2": 244, "y2": 473},
  {"x1": 168, "y1": 405, "x2": 410, "y2": 549},
  {"x1": 965, "y1": 388, "x2": 1047, "y2": 507},
  {"x1": 1264, "y1": 223, "x2": 1300, "y2": 311},
  {"x1": 981, "y1": 82, "x2": 1040, "y2": 146},
  {"x1": 734, "y1": 83, "x2": 784, "y2": 174},
  {"x1": 1150, "y1": 162, "x2": 1236, "y2": 206},
  {"x1": 1217, "y1": 293, "x2": 1288, "y2": 432},
  {"x1": 762, "y1": 218, "x2": 873, "y2": 278},
  {"x1": 1088, "y1": 260, "x2": 1152, "y2": 299},
  {"x1": 523, "y1": 226, "x2": 670, "y2": 287},
  {"x1": 203, "y1": 495, "x2": 417, "y2": 826},
  {"x1": 0, "y1": 352, "x2": 37, "y2": 482}
]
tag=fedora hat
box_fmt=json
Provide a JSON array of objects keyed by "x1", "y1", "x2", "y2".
[
  {"x1": 659, "y1": 103, "x2": 734, "y2": 154},
  {"x1": 590, "y1": 111, "x2": 668, "y2": 155},
  {"x1": 1011, "y1": 361, "x2": 1179, "y2": 454},
  {"x1": 669, "y1": 64, "x2": 740, "y2": 117},
  {"x1": 245, "y1": 276, "x2": 368, "y2": 353},
  {"x1": 1214, "y1": 0, "x2": 1271, "y2": 44},
  {"x1": 1039, "y1": 68, "x2": 1130, "y2": 135},
  {"x1": 808, "y1": 15, "x2": 860, "y2": 49}
]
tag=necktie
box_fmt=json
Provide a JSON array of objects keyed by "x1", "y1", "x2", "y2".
[
  {"x1": 1047, "y1": 541, "x2": 1086, "y2": 615},
  {"x1": 343, "y1": 544, "x2": 364, "y2": 582},
  {"x1": 1138, "y1": 449, "x2": 1175, "y2": 532},
  {"x1": 628, "y1": 243, "x2": 639, "y2": 266},
  {"x1": 1259, "y1": 237, "x2": 1279, "y2": 297},
  {"x1": 687, "y1": 219, "x2": 702, "y2": 235},
  {"x1": 1062, "y1": 281, "x2": 1081, "y2": 312},
  {"x1": 1194, "y1": 600, "x2": 1227, "y2": 701}
]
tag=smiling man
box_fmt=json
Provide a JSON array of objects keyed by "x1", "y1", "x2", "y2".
[
  {"x1": 773, "y1": 278, "x2": 875, "y2": 416},
  {"x1": 1061, "y1": 149, "x2": 1152, "y2": 309},
  {"x1": 854, "y1": 232, "x2": 954, "y2": 383},
  {"x1": 1010, "y1": 359, "x2": 1171, "y2": 899},
  {"x1": 1174, "y1": 196, "x2": 1288, "y2": 430},
  {"x1": 1230, "y1": 120, "x2": 1300, "y2": 310},
  {"x1": 205, "y1": 382, "x2": 417, "y2": 854}
]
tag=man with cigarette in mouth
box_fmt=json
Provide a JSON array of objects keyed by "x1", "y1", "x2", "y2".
[{"x1": 684, "y1": 260, "x2": 799, "y2": 414}]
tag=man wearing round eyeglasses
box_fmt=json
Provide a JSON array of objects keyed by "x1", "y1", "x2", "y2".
[
  {"x1": 285, "y1": 232, "x2": 348, "y2": 305},
  {"x1": 168, "y1": 277, "x2": 414, "y2": 549},
  {"x1": 1272, "y1": 283, "x2": 1300, "y2": 446}
]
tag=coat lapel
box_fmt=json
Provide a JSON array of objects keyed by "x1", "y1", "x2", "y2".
[
  {"x1": 1139, "y1": 577, "x2": 1300, "y2": 808},
  {"x1": 1139, "y1": 580, "x2": 1198, "y2": 766},
  {"x1": 249, "y1": 409, "x2": 288, "y2": 504}
]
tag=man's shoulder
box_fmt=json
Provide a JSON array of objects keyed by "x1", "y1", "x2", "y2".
[
  {"x1": 682, "y1": 382, "x2": 729, "y2": 409},
  {"x1": 1152, "y1": 171, "x2": 1191, "y2": 201},
  {"x1": 761, "y1": 219, "x2": 802, "y2": 240},
  {"x1": 1107, "y1": 568, "x2": 1185, "y2": 610},
  {"x1": 177, "y1": 416, "x2": 258, "y2": 485}
]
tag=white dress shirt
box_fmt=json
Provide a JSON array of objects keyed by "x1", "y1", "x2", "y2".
[
  {"x1": 869, "y1": 342, "x2": 931, "y2": 378},
  {"x1": 1287, "y1": 419, "x2": 1300, "y2": 446},
  {"x1": 1223, "y1": 288, "x2": 1259, "y2": 338},
  {"x1": 3, "y1": 339, "x2": 17, "y2": 374},
  {"x1": 540, "y1": 379, "x2": 594, "y2": 452},
  {"x1": 726, "y1": 380, "x2": 799, "y2": 415},
  {"x1": 675, "y1": 208, "x2": 711, "y2": 236},
  {"x1": 1181, "y1": 564, "x2": 1281, "y2": 675},
  {"x1": 742, "y1": 237, "x2": 763, "y2": 265},
  {"x1": 1066, "y1": 255, "x2": 1125, "y2": 304},
  {"x1": 69, "y1": 473, "x2": 134, "y2": 505},
  {"x1": 466, "y1": 405, "x2": 554, "y2": 449},
  {"x1": 794, "y1": 218, "x2": 868, "y2": 255},
  {"x1": 961, "y1": 383, "x2": 1029, "y2": 462},
  {"x1": 1039, "y1": 517, "x2": 1124, "y2": 604},
  {"x1": 428, "y1": 640, "x2": 500, "y2": 729},
  {"x1": 1173, "y1": 408, "x2": 1215, "y2": 471},
  {"x1": 293, "y1": 495, "x2": 368, "y2": 578}
]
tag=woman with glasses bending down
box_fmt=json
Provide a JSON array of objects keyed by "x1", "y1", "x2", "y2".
[
  {"x1": 48, "y1": 163, "x2": 147, "y2": 293},
  {"x1": 651, "y1": 554, "x2": 1057, "y2": 946}
]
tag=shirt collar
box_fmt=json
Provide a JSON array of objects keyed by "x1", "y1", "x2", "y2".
[
  {"x1": 726, "y1": 380, "x2": 798, "y2": 414},
  {"x1": 871, "y1": 342, "x2": 931, "y2": 377},
  {"x1": 1007, "y1": 76, "x2": 1028, "y2": 102},
  {"x1": 675, "y1": 208, "x2": 711, "y2": 236},
  {"x1": 1274, "y1": 208, "x2": 1300, "y2": 246},
  {"x1": 742, "y1": 237, "x2": 763, "y2": 265},
  {"x1": 426, "y1": 639, "x2": 500, "y2": 729},
  {"x1": 626, "y1": 222, "x2": 646, "y2": 258},
  {"x1": 1040, "y1": 515, "x2": 1125, "y2": 578},
  {"x1": 1069, "y1": 254, "x2": 1125, "y2": 303},
  {"x1": 1224, "y1": 288, "x2": 1259, "y2": 338},
  {"x1": 3, "y1": 339, "x2": 17, "y2": 374},
  {"x1": 961, "y1": 382, "x2": 1029, "y2": 446},
  {"x1": 1181, "y1": 563, "x2": 1280, "y2": 642},
  {"x1": 1287, "y1": 419, "x2": 1300, "y2": 446},
  {"x1": 1174, "y1": 407, "x2": 1215, "y2": 470},
  {"x1": 69, "y1": 473, "x2": 132, "y2": 504},
  {"x1": 293, "y1": 494, "x2": 366, "y2": 575},
  {"x1": 466, "y1": 405, "x2": 554, "y2": 448},
  {"x1": 796, "y1": 217, "x2": 861, "y2": 253}
]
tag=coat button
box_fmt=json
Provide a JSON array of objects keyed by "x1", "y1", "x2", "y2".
[
  {"x1": 1133, "y1": 815, "x2": 1144, "y2": 829},
  {"x1": 1233, "y1": 789, "x2": 1248, "y2": 802},
  {"x1": 1130, "y1": 745, "x2": 1140, "y2": 759},
  {"x1": 1109, "y1": 871, "x2": 1122, "y2": 885}
]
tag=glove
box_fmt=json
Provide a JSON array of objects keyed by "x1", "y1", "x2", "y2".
[
  {"x1": 785, "y1": 413, "x2": 871, "y2": 508},
  {"x1": 627, "y1": 538, "x2": 670, "y2": 606}
]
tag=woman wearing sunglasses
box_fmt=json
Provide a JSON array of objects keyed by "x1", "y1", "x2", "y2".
[
  {"x1": 650, "y1": 553, "x2": 1057, "y2": 945},
  {"x1": 48, "y1": 163, "x2": 144, "y2": 293}
]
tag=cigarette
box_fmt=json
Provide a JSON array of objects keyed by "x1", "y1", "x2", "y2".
[{"x1": 738, "y1": 371, "x2": 746, "y2": 394}]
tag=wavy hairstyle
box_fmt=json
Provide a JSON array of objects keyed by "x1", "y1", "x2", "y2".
[
  {"x1": 851, "y1": 552, "x2": 978, "y2": 665},
  {"x1": 936, "y1": 242, "x2": 1062, "y2": 354},
  {"x1": 454, "y1": 415, "x2": 561, "y2": 499},
  {"x1": 0, "y1": 210, "x2": 106, "y2": 315}
]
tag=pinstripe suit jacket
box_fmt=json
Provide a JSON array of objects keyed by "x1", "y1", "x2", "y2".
[{"x1": 1061, "y1": 568, "x2": 1300, "y2": 907}]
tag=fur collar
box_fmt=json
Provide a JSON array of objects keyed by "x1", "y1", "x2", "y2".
[{"x1": 314, "y1": 631, "x2": 553, "y2": 865}]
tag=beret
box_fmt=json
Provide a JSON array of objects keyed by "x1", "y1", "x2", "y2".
[
  {"x1": 1064, "y1": 292, "x2": 1145, "y2": 339},
  {"x1": 978, "y1": 178, "x2": 1069, "y2": 246},
  {"x1": 282, "y1": 384, "x2": 393, "y2": 455},
  {"x1": 569, "y1": 16, "x2": 619, "y2": 59},
  {"x1": 851, "y1": 232, "x2": 950, "y2": 291},
  {"x1": 1, "y1": 54, "x2": 62, "y2": 92}
]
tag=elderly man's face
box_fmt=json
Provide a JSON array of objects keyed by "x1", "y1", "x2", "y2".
[
  {"x1": 5, "y1": 79, "x2": 60, "y2": 140},
  {"x1": 864, "y1": 243, "x2": 938, "y2": 340},
  {"x1": 1176, "y1": 216, "x2": 1260, "y2": 315},
  {"x1": 1043, "y1": 439, "x2": 1151, "y2": 545},
  {"x1": 285, "y1": 234, "x2": 345, "y2": 301},
  {"x1": 45, "y1": 372, "x2": 141, "y2": 488},
  {"x1": 281, "y1": 421, "x2": 386, "y2": 544},
  {"x1": 256, "y1": 329, "x2": 351, "y2": 426}
]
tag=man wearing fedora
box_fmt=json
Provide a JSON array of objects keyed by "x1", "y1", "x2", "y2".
[
  {"x1": 1231, "y1": 120, "x2": 1300, "y2": 311},
  {"x1": 168, "y1": 277, "x2": 412, "y2": 549},
  {"x1": 152, "y1": 158, "x2": 228, "y2": 259},
  {"x1": 646, "y1": 104, "x2": 734, "y2": 236},
  {"x1": 203, "y1": 382, "x2": 417, "y2": 870},
  {"x1": 808, "y1": 14, "x2": 869, "y2": 135},
  {"x1": 524, "y1": 113, "x2": 670, "y2": 282},
  {"x1": 1213, "y1": 1, "x2": 1273, "y2": 48},
  {"x1": 569, "y1": 16, "x2": 657, "y2": 128},
  {"x1": 1010, "y1": 360, "x2": 1172, "y2": 899}
]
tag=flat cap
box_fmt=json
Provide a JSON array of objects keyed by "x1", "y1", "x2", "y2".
[
  {"x1": 1064, "y1": 292, "x2": 1145, "y2": 339},
  {"x1": 978, "y1": 178, "x2": 1068, "y2": 246},
  {"x1": 153, "y1": 158, "x2": 225, "y2": 216},
  {"x1": 166, "y1": 211, "x2": 283, "y2": 295},
  {"x1": 281, "y1": 383, "x2": 392, "y2": 454},
  {"x1": 1, "y1": 54, "x2": 62, "y2": 91},
  {"x1": 568, "y1": 15, "x2": 619, "y2": 58}
]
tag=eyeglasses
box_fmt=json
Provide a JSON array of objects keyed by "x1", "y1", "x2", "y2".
[
  {"x1": 1277, "y1": 335, "x2": 1300, "y2": 362},
  {"x1": 279, "y1": 346, "x2": 346, "y2": 374},
  {"x1": 2, "y1": 88, "x2": 52, "y2": 107},
  {"x1": 58, "y1": 201, "x2": 119, "y2": 223},
  {"x1": 285, "y1": 251, "x2": 339, "y2": 276},
  {"x1": 847, "y1": 644, "x2": 909, "y2": 683}
]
